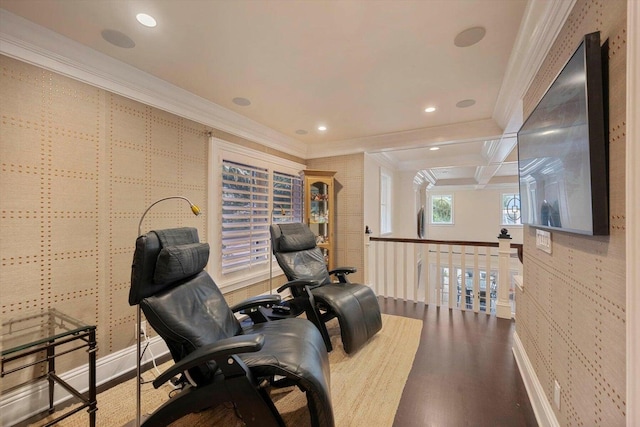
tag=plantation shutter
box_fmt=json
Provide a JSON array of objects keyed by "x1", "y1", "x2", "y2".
[
  {"x1": 221, "y1": 160, "x2": 270, "y2": 274},
  {"x1": 272, "y1": 171, "x2": 303, "y2": 224}
]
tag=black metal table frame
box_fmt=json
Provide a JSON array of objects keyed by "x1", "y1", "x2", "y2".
[{"x1": 1, "y1": 310, "x2": 97, "y2": 427}]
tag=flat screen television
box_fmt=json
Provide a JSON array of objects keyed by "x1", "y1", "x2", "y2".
[{"x1": 517, "y1": 31, "x2": 609, "y2": 236}]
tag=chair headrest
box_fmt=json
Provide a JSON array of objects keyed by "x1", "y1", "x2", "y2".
[
  {"x1": 154, "y1": 242, "x2": 210, "y2": 285},
  {"x1": 272, "y1": 223, "x2": 317, "y2": 253},
  {"x1": 129, "y1": 227, "x2": 209, "y2": 305}
]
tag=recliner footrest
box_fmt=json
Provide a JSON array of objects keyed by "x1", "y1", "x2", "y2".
[{"x1": 311, "y1": 284, "x2": 382, "y2": 354}]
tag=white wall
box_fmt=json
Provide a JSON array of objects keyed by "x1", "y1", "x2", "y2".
[
  {"x1": 425, "y1": 187, "x2": 523, "y2": 244},
  {"x1": 364, "y1": 155, "x2": 523, "y2": 244},
  {"x1": 364, "y1": 153, "x2": 403, "y2": 237},
  {"x1": 394, "y1": 171, "x2": 421, "y2": 238},
  {"x1": 363, "y1": 154, "x2": 381, "y2": 237}
]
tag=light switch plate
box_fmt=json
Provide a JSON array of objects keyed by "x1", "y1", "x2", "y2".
[{"x1": 536, "y1": 229, "x2": 552, "y2": 254}]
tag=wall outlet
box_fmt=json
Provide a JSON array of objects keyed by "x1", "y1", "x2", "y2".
[
  {"x1": 553, "y1": 380, "x2": 561, "y2": 409},
  {"x1": 135, "y1": 320, "x2": 148, "y2": 337}
]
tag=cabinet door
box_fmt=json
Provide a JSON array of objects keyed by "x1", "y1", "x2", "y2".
[{"x1": 305, "y1": 173, "x2": 334, "y2": 269}]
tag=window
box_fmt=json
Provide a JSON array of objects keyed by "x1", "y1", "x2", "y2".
[
  {"x1": 501, "y1": 193, "x2": 522, "y2": 225},
  {"x1": 221, "y1": 160, "x2": 270, "y2": 274},
  {"x1": 211, "y1": 139, "x2": 306, "y2": 288},
  {"x1": 380, "y1": 171, "x2": 392, "y2": 234},
  {"x1": 273, "y1": 171, "x2": 303, "y2": 224},
  {"x1": 431, "y1": 194, "x2": 453, "y2": 224},
  {"x1": 221, "y1": 160, "x2": 303, "y2": 275}
]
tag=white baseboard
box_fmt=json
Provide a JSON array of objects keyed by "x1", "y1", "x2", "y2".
[
  {"x1": 512, "y1": 331, "x2": 560, "y2": 427},
  {"x1": 1, "y1": 336, "x2": 169, "y2": 426}
]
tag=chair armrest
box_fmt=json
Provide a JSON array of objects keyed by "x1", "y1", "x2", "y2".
[
  {"x1": 152, "y1": 334, "x2": 265, "y2": 388},
  {"x1": 230, "y1": 294, "x2": 282, "y2": 313},
  {"x1": 328, "y1": 267, "x2": 357, "y2": 283},
  {"x1": 277, "y1": 279, "x2": 320, "y2": 294}
]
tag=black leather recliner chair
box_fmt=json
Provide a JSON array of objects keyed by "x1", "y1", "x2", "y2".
[
  {"x1": 129, "y1": 227, "x2": 334, "y2": 427},
  {"x1": 270, "y1": 223, "x2": 382, "y2": 354}
]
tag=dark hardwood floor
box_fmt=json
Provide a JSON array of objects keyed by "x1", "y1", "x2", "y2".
[
  {"x1": 17, "y1": 298, "x2": 537, "y2": 427},
  {"x1": 379, "y1": 297, "x2": 538, "y2": 427}
]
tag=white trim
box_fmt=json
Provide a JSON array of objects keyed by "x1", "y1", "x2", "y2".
[
  {"x1": 212, "y1": 139, "x2": 306, "y2": 173},
  {"x1": 307, "y1": 119, "x2": 504, "y2": 159},
  {"x1": 208, "y1": 137, "x2": 305, "y2": 290},
  {"x1": 514, "y1": 274, "x2": 524, "y2": 292},
  {"x1": 512, "y1": 331, "x2": 560, "y2": 427},
  {"x1": 0, "y1": 6, "x2": 573, "y2": 162},
  {"x1": 380, "y1": 168, "x2": 393, "y2": 235},
  {"x1": 0, "y1": 336, "x2": 169, "y2": 426},
  {"x1": 493, "y1": 0, "x2": 577, "y2": 129},
  {"x1": 429, "y1": 194, "x2": 454, "y2": 225},
  {"x1": 626, "y1": 1, "x2": 640, "y2": 425},
  {"x1": 0, "y1": 9, "x2": 306, "y2": 160}
]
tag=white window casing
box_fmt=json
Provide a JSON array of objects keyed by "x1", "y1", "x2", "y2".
[{"x1": 209, "y1": 137, "x2": 305, "y2": 291}]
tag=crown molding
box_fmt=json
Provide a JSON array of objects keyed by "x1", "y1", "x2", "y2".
[
  {"x1": 307, "y1": 118, "x2": 503, "y2": 159},
  {"x1": 369, "y1": 152, "x2": 399, "y2": 171},
  {"x1": 0, "y1": 3, "x2": 573, "y2": 162},
  {"x1": 492, "y1": 0, "x2": 577, "y2": 129},
  {"x1": 0, "y1": 9, "x2": 307, "y2": 159}
]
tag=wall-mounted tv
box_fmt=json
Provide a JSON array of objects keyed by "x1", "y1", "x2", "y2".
[{"x1": 517, "y1": 31, "x2": 609, "y2": 236}]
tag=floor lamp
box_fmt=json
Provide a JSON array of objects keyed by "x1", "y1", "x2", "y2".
[
  {"x1": 269, "y1": 206, "x2": 285, "y2": 294},
  {"x1": 130, "y1": 196, "x2": 201, "y2": 427}
]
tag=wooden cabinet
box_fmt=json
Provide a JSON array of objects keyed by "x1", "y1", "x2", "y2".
[{"x1": 304, "y1": 170, "x2": 336, "y2": 270}]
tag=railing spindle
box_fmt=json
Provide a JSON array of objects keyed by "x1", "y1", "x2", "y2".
[
  {"x1": 368, "y1": 237, "x2": 523, "y2": 317},
  {"x1": 383, "y1": 240, "x2": 389, "y2": 298},
  {"x1": 473, "y1": 247, "x2": 480, "y2": 313},
  {"x1": 435, "y1": 244, "x2": 441, "y2": 307},
  {"x1": 403, "y1": 243, "x2": 409, "y2": 301},
  {"x1": 448, "y1": 246, "x2": 454, "y2": 310},
  {"x1": 460, "y1": 245, "x2": 467, "y2": 311},
  {"x1": 485, "y1": 246, "x2": 492, "y2": 314},
  {"x1": 375, "y1": 239, "x2": 381, "y2": 296},
  {"x1": 424, "y1": 244, "x2": 430, "y2": 304}
]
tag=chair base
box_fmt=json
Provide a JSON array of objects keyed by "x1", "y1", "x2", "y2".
[{"x1": 141, "y1": 378, "x2": 285, "y2": 427}]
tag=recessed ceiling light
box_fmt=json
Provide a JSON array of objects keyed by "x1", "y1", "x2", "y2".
[
  {"x1": 232, "y1": 97, "x2": 251, "y2": 106},
  {"x1": 136, "y1": 13, "x2": 157, "y2": 28},
  {"x1": 101, "y1": 29, "x2": 135, "y2": 48},
  {"x1": 424, "y1": 107, "x2": 437, "y2": 113},
  {"x1": 430, "y1": 147, "x2": 440, "y2": 151},
  {"x1": 456, "y1": 99, "x2": 476, "y2": 108},
  {"x1": 318, "y1": 125, "x2": 327, "y2": 131},
  {"x1": 454, "y1": 26, "x2": 486, "y2": 47},
  {"x1": 296, "y1": 129, "x2": 308, "y2": 135}
]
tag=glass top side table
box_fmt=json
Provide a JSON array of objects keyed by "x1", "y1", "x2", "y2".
[{"x1": 1, "y1": 308, "x2": 97, "y2": 426}]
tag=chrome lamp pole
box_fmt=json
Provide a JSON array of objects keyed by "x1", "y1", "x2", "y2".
[
  {"x1": 269, "y1": 205, "x2": 285, "y2": 294},
  {"x1": 131, "y1": 196, "x2": 201, "y2": 427}
]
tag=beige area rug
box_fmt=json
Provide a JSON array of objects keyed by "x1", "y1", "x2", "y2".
[{"x1": 29, "y1": 314, "x2": 422, "y2": 427}]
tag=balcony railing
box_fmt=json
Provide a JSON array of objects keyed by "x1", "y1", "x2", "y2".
[{"x1": 366, "y1": 234, "x2": 523, "y2": 318}]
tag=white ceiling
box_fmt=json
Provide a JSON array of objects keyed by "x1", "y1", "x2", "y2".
[{"x1": 0, "y1": 0, "x2": 571, "y2": 189}]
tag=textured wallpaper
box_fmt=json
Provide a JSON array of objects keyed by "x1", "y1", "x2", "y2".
[
  {"x1": 307, "y1": 154, "x2": 365, "y2": 284},
  {"x1": 516, "y1": 0, "x2": 627, "y2": 424},
  {"x1": 0, "y1": 55, "x2": 208, "y2": 388},
  {"x1": 0, "y1": 54, "x2": 309, "y2": 391}
]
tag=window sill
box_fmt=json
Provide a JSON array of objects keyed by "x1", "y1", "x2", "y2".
[{"x1": 213, "y1": 265, "x2": 284, "y2": 293}]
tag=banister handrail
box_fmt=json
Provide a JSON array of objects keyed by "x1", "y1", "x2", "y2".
[{"x1": 369, "y1": 237, "x2": 523, "y2": 263}]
